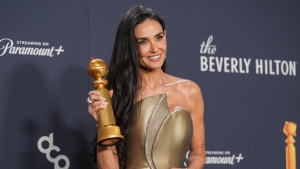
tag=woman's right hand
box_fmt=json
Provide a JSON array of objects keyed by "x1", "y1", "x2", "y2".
[{"x1": 87, "y1": 90, "x2": 110, "y2": 122}]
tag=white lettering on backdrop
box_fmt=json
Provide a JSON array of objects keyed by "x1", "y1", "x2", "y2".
[
  {"x1": 0, "y1": 38, "x2": 64, "y2": 57},
  {"x1": 199, "y1": 35, "x2": 297, "y2": 76},
  {"x1": 37, "y1": 133, "x2": 70, "y2": 169}
]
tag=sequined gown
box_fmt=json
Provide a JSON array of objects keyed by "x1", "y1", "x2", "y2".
[{"x1": 126, "y1": 93, "x2": 193, "y2": 169}]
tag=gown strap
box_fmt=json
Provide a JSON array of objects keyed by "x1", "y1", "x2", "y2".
[{"x1": 164, "y1": 79, "x2": 188, "y2": 86}]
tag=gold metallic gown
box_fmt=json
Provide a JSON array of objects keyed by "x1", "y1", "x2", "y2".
[{"x1": 126, "y1": 94, "x2": 193, "y2": 169}]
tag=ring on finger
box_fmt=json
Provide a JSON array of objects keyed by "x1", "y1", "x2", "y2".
[{"x1": 86, "y1": 97, "x2": 93, "y2": 104}]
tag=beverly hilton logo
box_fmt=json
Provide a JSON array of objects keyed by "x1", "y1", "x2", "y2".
[
  {"x1": 199, "y1": 35, "x2": 297, "y2": 76},
  {"x1": 0, "y1": 38, "x2": 64, "y2": 57}
]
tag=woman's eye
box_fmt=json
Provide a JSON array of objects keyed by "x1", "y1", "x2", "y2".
[
  {"x1": 156, "y1": 35, "x2": 163, "y2": 40},
  {"x1": 139, "y1": 40, "x2": 147, "y2": 45}
]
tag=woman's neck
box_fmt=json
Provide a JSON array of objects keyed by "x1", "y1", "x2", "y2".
[{"x1": 139, "y1": 68, "x2": 166, "y2": 89}]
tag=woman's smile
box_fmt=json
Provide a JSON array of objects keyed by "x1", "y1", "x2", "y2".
[{"x1": 147, "y1": 54, "x2": 161, "y2": 61}]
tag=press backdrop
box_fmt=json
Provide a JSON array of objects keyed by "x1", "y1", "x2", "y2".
[{"x1": 0, "y1": 1, "x2": 299, "y2": 169}]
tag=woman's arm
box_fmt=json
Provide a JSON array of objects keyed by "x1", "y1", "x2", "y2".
[
  {"x1": 97, "y1": 145, "x2": 119, "y2": 169},
  {"x1": 186, "y1": 82, "x2": 206, "y2": 169}
]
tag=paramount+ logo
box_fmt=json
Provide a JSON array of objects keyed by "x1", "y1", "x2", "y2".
[
  {"x1": 37, "y1": 133, "x2": 70, "y2": 169},
  {"x1": 0, "y1": 38, "x2": 64, "y2": 57},
  {"x1": 183, "y1": 150, "x2": 244, "y2": 166}
]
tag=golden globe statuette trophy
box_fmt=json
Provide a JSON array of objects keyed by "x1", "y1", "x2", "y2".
[
  {"x1": 87, "y1": 57, "x2": 124, "y2": 146},
  {"x1": 283, "y1": 121, "x2": 297, "y2": 169}
]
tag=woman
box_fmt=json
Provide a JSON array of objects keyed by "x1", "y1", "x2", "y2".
[{"x1": 87, "y1": 5, "x2": 205, "y2": 169}]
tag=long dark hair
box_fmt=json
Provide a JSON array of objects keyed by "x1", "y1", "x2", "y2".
[{"x1": 107, "y1": 5, "x2": 166, "y2": 168}]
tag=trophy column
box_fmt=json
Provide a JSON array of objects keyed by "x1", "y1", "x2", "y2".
[{"x1": 87, "y1": 57, "x2": 124, "y2": 146}]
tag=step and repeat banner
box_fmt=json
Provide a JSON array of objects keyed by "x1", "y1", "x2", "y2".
[{"x1": 0, "y1": 1, "x2": 299, "y2": 169}]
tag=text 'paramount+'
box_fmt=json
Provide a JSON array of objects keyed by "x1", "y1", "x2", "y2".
[
  {"x1": 0, "y1": 38, "x2": 64, "y2": 57},
  {"x1": 199, "y1": 35, "x2": 297, "y2": 76}
]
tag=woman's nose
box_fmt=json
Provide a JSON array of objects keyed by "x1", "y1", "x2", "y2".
[{"x1": 150, "y1": 42, "x2": 158, "y2": 53}]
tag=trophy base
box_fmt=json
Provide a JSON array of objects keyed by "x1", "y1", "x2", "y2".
[{"x1": 97, "y1": 125, "x2": 124, "y2": 146}]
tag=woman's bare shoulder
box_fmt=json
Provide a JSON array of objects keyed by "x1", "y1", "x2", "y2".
[
  {"x1": 163, "y1": 73, "x2": 202, "y2": 99},
  {"x1": 175, "y1": 78, "x2": 202, "y2": 94}
]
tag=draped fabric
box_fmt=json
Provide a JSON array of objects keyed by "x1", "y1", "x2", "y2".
[{"x1": 126, "y1": 94, "x2": 193, "y2": 169}]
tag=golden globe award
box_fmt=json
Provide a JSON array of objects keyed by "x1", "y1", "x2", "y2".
[
  {"x1": 87, "y1": 57, "x2": 124, "y2": 146},
  {"x1": 283, "y1": 121, "x2": 297, "y2": 169}
]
